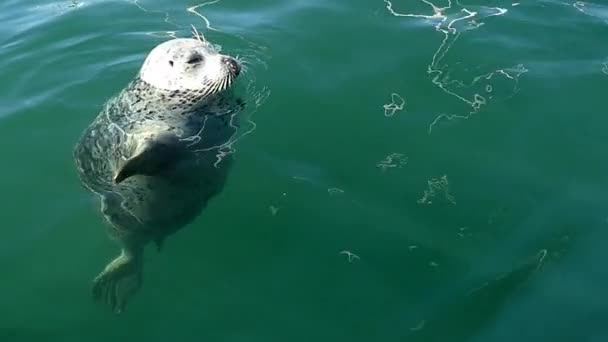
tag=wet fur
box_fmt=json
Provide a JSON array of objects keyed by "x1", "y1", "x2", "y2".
[{"x1": 74, "y1": 77, "x2": 242, "y2": 244}]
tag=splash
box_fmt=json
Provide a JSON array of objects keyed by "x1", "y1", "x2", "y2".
[
  {"x1": 383, "y1": 93, "x2": 406, "y2": 117},
  {"x1": 417, "y1": 174, "x2": 456, "y2": 205},
  {"x1": 574, "y1": 1, "x2": 608, "y2": 23},
  {"x1": 339, "y1": 250, "x2": 360, "y2": 263},
  {"x1": 269, "y1": 205, "x2": 279, "y2": 216},
  {"x1": 584, "y1": 1, "x2": 608, "y2": 77},
  {"x1": 384, "y1": 0, "x2": 528, "y2": 133},
  {"x1": 186, "y1": 1, "x2": 271, "y2": 165},
  {"x1": 132, "y1": 0, "x2": 178, "y2": 31},
  {"x1": 187, "y1": 0, "x2": 223, "y2": 33},
  {"x1": 377, "y1": 153, "x2": 408, "y2": 171},
  {"x1": 410, "y1": 320, "x2": 426, "y2": 331},
  {"x1": 188, "y1": 80, "x2": 271, "y2": 168},
  {"x1": 328, "y1": 188, "x2": 345, "y2": 195}
]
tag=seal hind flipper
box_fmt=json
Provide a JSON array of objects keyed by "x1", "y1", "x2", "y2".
[{"x1": 92, "y1": 246, "x2": 144, "y2": 314}]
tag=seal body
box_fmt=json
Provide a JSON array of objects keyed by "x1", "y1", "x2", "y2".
[{"x1": 73, "y1": 38, "x2": 243, "y2": 313}]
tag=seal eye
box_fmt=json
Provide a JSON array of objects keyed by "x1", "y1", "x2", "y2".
[
  {"x1": 169, "y1": 60, "x2": 174, "y2": 67},
  {"x1": 186, "y1": 55, "x2": 203, "y2": 64}
]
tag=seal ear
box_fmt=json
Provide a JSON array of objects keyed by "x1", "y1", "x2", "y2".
[{"x1": 114, "y1": 137, "x2": 184, "y2": 184}]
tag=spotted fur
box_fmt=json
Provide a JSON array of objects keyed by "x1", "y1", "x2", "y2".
[{"x1": 75, "y1": 75, "x2": 242, "y2": 241}]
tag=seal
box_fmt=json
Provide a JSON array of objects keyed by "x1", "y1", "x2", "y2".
[{"x1": 73, "y1": 36, "x2": 243, "y2": 313}]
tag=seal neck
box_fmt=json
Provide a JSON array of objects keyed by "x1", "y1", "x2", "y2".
[{"x1": 122, "y1": 77, "x2": 217, "y2": 114}]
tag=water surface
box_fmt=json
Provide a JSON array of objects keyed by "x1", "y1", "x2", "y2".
[{"x1": 2, "y1": 0, "x2": 608, "y2": 341}]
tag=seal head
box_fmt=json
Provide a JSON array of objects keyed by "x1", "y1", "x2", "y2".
[{"x1": 140, "y1": 38, "x2": 240, "y2": 96}]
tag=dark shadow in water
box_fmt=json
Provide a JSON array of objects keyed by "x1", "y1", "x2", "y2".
[{"x1": 404, "y1": 249, "x2": 547, "y2": 342}]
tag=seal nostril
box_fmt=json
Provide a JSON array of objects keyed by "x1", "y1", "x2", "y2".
[
  {"x1": 169, "y1": 60, "x2": 174, "y2": 67},
  {"x1": 222, "y1": 57, "x2": 240, "y2": 77}
]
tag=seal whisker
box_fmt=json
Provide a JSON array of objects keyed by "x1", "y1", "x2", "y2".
[
  {"x1": 234, "y1": 56, "x2": 249, "y2": 75},
  {"x1": 210, "y1": 82, "x2": 219, "y2": 96},
  {"x1": 236, "y1": 55, "x2": 248, "y2": 68},
  {"x1": 190, "y1": 24, "x2": 206, "y2": 43}
]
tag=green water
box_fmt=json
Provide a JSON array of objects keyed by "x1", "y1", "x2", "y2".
[{"x1": 3, "y1": 0, "x2": 608, "y2": 340}]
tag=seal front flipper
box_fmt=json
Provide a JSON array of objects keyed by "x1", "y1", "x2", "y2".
[{"x1": 114, "y1": 133, "x2": 186, "y2": 184}]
